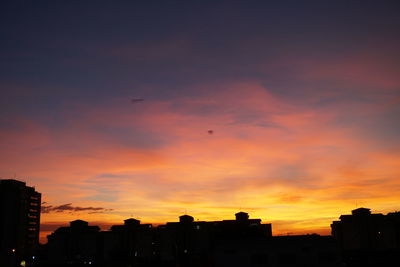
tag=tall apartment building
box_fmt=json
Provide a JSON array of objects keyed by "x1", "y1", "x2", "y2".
[{"x1": 0, "y1": 179, "x2": 41, "y2": 266}]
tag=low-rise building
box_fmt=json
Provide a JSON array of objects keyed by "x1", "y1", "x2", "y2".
[{"x1": 331, "y1": 207, "x2": 400, "y2": 250}]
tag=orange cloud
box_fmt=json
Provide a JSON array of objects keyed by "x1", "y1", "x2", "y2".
[{"x1": 1, "y1": 82, "x2": 399, "y2": 242}]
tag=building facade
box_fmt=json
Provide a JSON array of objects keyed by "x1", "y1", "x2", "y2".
[
  {"x1": 0, "y1": 179, "x2": 41, "y2": 266},
  {"x1": 331, "y1": 207, "x2": 400, "y2": 251},
  {"x1": 46, "y1": 220, "x2": 100, "y2": 265},
  {"x1": 43, "y1": 212, "x2": 274, "y2": 266},
  {"x1": 331, "y1": 208, "x2": 400, "y2": 266},
  {"x1": 42, "y1": 212, "x2": 344, "y2": 267}
]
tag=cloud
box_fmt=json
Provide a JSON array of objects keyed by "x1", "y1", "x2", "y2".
[
  {"x1": 1, "y1": 1, "x2": 399, "y2": 241},
  {"x1": 1, "y1": 81, "x2": 399, "y2": 235},
  {"x1": 41, "y1": 203, "x2": 113, "y2": 214}
]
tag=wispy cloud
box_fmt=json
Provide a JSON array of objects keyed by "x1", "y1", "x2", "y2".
[
  {"x1": 2, "y1": 81, "x2": 399, "y2": 230},
  {"x1": 41, "y1": 203, "x2": 113, "y2": 214}
]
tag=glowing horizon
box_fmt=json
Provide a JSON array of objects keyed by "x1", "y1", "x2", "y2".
[{"x1": 1, "y1": 1, "x2": 399, "y2": 245}]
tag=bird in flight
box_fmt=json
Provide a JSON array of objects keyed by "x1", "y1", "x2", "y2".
[
  {"x1": 208, "y1": 130, "x2": 214, "y2": 135},
  {"x1": 131, "y1": 98, "x2": 144, "y2": 103}
]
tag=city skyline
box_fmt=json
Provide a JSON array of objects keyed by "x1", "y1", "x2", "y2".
[
  {"x1": 1, "y1": 1, "x2": 400, "y2": 245},
  {"x1": 2, "y1": 178, "x2": 398, "y2": 267},
  {"x1": 4, "y1": 178, "x2": 399, "y2": 244}
]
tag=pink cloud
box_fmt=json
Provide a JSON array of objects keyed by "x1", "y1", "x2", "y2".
[{"x1": 1, "y1": 81, "x2": 399, "y2": 237}]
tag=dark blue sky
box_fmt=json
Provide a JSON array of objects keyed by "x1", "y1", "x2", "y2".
[{"x1": 1, "y1": 1, "x2": 399, "y2": 119}]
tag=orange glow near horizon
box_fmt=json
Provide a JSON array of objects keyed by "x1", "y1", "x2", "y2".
[
  {"x1": 2, "y1": 2, "x2": 400, "y2": 247},
  {"x1": 2, "y1": 82, "x2": 400, "y2": 244}
]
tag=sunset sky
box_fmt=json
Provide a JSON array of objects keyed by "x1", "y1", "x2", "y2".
[{"x1": 1, "y1": 1, "x2": 400, "y2": 243}]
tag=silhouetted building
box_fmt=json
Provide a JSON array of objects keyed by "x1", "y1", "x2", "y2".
[
  {"x1": 214, "y1": 235, "x2": 341, "y2": 267},
  {"x1": 41, "y1": 212, "x2": 273, "y2": 266},
  {"x1": 101, "y1": 218, "x2": 154, "y2": 266},
  {"x1": 331, "y1": 208, "x2": 400, "y2": 267},
  {"x1": 331, "y1": 207, "x2": 400, "y2": 250},
  {"x1": 161, "y1": 214, "x2": 213, "y2": 266},
  {"x1": 0, "y1": 179, "x2": 41, "y2": 267},
  {"x1": 156, "y1": 211, "x2": 272, "y2": 266},
  {"x1": 213, "y1": 211, "x2": 272, "y2": 239},
  {"x1": 386, "y1": 211, "x2": 400, "y2": 248},
  {"x1": 46, "y1": 220, "x2": 100, "y2": 265}
]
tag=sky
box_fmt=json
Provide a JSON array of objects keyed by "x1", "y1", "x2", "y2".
[{"x1": 1, "y1": 1, "x2": 400, "y2": 243}]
